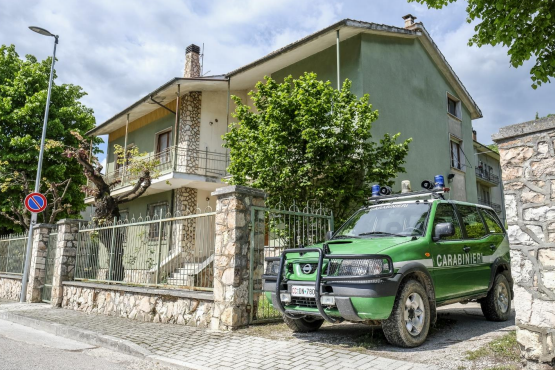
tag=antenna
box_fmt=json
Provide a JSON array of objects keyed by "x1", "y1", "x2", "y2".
[{"x1": 201, "y1": 43, "x2": 205, "y2": 76}]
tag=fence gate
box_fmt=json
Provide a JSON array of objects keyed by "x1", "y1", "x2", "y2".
[
  {"x1": 249, "y1": 204, "x2": 333, "y2": 324},
  {"x1": 41, "y1": 228, "x2": 57, "y2": 303}
]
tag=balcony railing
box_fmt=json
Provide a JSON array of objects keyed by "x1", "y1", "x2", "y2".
[
  {"x1": 478, "y1": 198, "x2": 502, "y2": 214},
  {"x1": 101, "y1": 146, "x2": 229, "y2": 191},
  {"x1": 475, "y1": 167, "x2": 500, "y2": 185}
]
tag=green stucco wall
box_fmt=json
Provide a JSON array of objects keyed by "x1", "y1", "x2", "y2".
[
  {"x1": 106, "y1": 114, "x2": 174, "y2": 174},
  {"x1": 271, "y1": 33, "x2": 478, "y2": 203}
]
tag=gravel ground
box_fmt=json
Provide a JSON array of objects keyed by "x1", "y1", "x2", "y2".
[{"x1": 242, "y1": 302, "x2": 518, "y2": 370}]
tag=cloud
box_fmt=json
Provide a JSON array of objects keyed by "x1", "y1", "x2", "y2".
[{"x1": 1, "y1": 0, "x2": 552, "y2": 160}]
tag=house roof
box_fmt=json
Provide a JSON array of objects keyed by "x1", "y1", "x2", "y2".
[{"x1": 88, "y1": 18, "x2": 482, "y2": 136}]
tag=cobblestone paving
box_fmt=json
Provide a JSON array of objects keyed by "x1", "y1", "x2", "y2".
[{"x1": 0, "y1": 301, "x2": 443, "y2": 370}]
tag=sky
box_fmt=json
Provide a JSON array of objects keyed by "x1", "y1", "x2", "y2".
[{"x1": 1, "y1": 0, "x2": 554, "y2": 162}]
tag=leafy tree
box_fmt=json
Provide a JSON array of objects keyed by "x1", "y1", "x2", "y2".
[
  {"x1": 0, "y1": 44, "x2": 100, "y2": 232},
  {"x1": 409, "y1": 0, "x2": 555, "y2": 89},
  {"x1": 536, "y1": 112, "x2": 555, "y2": 119},
  {"x1": 487, "y1": 143, "x2": 499, "y2": 153},
  {"x1": 66, "y1": 132, "x2": 161, "y2": 281},
  {"x1": 224, "y1": 73, "x2": 411, "y2": 224}
]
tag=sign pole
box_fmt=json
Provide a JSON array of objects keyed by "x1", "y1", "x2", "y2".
[{"x1": 20, "y1": 35, "x2": 58, "y2": 303}]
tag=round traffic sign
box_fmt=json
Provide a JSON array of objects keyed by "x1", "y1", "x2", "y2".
[{"x1": 24, "y1": 193, "x2": 47, "y2": 213}]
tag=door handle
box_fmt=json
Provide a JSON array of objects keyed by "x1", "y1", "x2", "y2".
[
  {"x1": 463, "y1": 246, "x2": 471, "y2": 253},
  {"x1": 490, "y1": 244, "x2": 496, "y2": 251}
]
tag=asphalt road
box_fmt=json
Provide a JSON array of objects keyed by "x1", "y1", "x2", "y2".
[{"x1": 0, "y1": 319, "x2": 180, "y2": 370}]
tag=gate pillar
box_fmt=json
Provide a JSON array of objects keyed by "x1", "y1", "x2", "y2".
[
  {"x1": 26, "y1": 224, "x2": 55, "y2": 303},
  {"x1": 51, "y1": 219, "x2": 81, "y2": 307},
  {"x1": 210, "y1": 185, "x2": 266, "y2": 330}
]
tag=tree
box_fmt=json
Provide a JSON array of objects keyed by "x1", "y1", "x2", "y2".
[
  {"x1": 65, "y1": 132, "x2": 160, "y2": 281},
  {"x1": 536, "y1": 112, "x2": 555, "y2": 119},
  {"x1": 0, "y1": 44, "x2": 100, "y2": 232},
  {"x1": 224, "y1": 73, "x2": 411, "y2": 224},
  {"x1": 487, "y1": 143, "x2": 499, "y2": 153},
  {"x1": 409, "y1": 0, "x2": 555, "y2": 89}
]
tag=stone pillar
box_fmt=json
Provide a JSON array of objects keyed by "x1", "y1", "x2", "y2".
[
  {"x1": 492, "y1": 116, "x2": 555, "y2": 366},
  {"x1": 51, "y1": 219, "x2": 81, "y2": 307},
  {"x1": 26, "y1": 224, "x2": 55, "y2": 302},
  {"x1": 210, "y1": 185, "x2": 266, "y2": 330}
]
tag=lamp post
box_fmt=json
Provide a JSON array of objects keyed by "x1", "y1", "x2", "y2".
[{"x1": 20, "y1": 26, "x2": 59, "y2": 303}]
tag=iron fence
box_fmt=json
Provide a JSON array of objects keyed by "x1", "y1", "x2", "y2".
[
  {"x1": 475, "y1": 167, "x2": 500, "y2": 185},
  {"x1": 75, "y1": 209, "x2": 216, "y2": 291},
  {"x1": 0, "y1": 232, "x2": 28, "y2": 275},
  {"x1": 478, "y1": 198, "x2": 502, "y2": 214},
  {"x1": 250, "y1": 202, "x2": 334, "y2": 323}
]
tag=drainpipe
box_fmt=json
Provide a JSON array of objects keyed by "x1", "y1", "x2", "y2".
[
  {"x1": 336, "y1": 29, "x2": 340, "y2": 90},
  {"x1": 225, "y1": 77, "x2": 230, "y2": 172},
  {"x1": 122, "y1": 113, "x2": 129, "y2": 184},
  {"x1": 173, "y1": 84, "x2": 181, "y2": 172}
]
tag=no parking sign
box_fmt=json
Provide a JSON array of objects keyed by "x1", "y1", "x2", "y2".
[{"x1": 24, "y1": 192, "x2": 47, "y2": 213}]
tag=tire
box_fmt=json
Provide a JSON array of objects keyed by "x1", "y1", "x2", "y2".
[
  {"x1": 382, "y1": 279, "x2": 431, "y2": 348},
  {"x1": 481, "y1": 273, "x2": 511, "y2": 322},
  {"x1": 283, "y1": 315, "x2": 324, "y2": 333}
]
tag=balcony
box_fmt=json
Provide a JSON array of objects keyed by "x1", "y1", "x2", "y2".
[
  {"x1": 475, "y1": 167, "x2": 500, "y2": 186},
  {"x1": 85, "y1": 146, "x2": 229, "y2": 203},
  {"x1": 478, "y1": 198, "x2": 502, "y2": 214}
]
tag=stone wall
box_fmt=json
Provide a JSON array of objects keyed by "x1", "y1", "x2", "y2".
[
  {"x1": 62, "y1": 282, "x2": 213, "y2": 328},
  {"x1": 493, "y1": 116, "x2": 555, "y2": 366},
  {"x1": 0, "y1": 275, "x2": 21, "y2": 301}
]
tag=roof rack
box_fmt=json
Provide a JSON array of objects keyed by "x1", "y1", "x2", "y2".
[{"x1": 367, "y1": 189, "x2": 447, "y2": 205}]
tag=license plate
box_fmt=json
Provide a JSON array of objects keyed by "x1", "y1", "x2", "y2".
[{"x1": 291, "y1": 286, "x2": 315, "y2": 298}]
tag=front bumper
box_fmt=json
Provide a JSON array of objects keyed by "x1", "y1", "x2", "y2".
[{"x1": 265, "y1": 248, "x2": 397, "y2": 323}]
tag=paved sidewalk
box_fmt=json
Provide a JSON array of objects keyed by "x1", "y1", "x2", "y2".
[{"x1": 0, "y1": 300, "x2": 443, "y2": 370}]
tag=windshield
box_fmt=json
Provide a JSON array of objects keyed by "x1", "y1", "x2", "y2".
[{"x1": 334, "y1": 203, "x2": 431, "y2": 238}]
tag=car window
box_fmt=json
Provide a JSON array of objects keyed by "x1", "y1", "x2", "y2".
[
  {"x1": 432, "y1": 203, "x2": 463, "y2": 240},
  {"x1": 457, "y1": 205, "x2": 487, "y2": 239},
  {"x1": 479, "y1": 208, "x2": 504, "y2": 234}
]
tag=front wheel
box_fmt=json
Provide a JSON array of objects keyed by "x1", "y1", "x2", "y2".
[
  {"x1": 283, "y1": 315, "x2": 324, "y2": 333},
  {"x1": 480, "y1": 273, "x2": 511, "y2": 322},
  {"x1": 382, "y1": 279, "x2": 431, "y2": 347}
]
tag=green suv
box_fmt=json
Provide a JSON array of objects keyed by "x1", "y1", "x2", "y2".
[{"x1": 263, "y1": 190, "x2": 512, "y2": 347}]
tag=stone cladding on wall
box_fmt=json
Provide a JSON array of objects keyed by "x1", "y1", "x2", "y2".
[
  {"x1": 62, "y1": 282, "x2": 213, "y2": 328},
  {"x1": 0, "y1": 275, "x2": 21, "y2": 301},
  {"x1": 493, "y1": 116, "x2": 555, "y2": 365}
]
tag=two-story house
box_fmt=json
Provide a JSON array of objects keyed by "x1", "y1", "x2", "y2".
[{"x1": 86, "y1": 16, "x2": 503, "y2": 221}]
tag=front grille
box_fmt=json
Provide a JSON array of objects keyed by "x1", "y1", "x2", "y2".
[{"x1": 290, "y1": 297, "x2": 318, "y2": 308}]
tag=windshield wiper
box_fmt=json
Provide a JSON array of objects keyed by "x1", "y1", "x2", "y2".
[
  {"x1": 358, "y1": 231, "x2": 407, "y2": 237},
  {"x1": 331, "y1": 235, "x2": 361, "y2": 239}
]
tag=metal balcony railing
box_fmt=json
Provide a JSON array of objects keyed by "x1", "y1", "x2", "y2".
[
  {"x1": 478, "y1": 198, "x2": 502, "y2": 214},
  {"x1": 101, "y1": 146, "x2": 229, "y2": 191},
  {"x1": 475, "y1": 167, "x2": 500, "y2": 185}
]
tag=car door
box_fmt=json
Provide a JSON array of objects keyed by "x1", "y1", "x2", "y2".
[
  {"x1": 430, "y1": 202, "x2": 469, "y2": 301},
  {"x1": 456, "y1": 204, "x2": 491, "y2": 294},
  {"x1": 478, "y1": 207, "x2": 507, "y2": 270}
]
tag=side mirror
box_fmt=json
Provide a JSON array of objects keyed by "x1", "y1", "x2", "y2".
[
  {"x1": 433, "y1": 222, "x2": 455, "y2": 242},
  {"x1": 325, "y1": 230, "x2": 334, "y2": 241}
]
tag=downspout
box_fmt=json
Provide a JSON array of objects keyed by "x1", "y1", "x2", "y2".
[
  {"x1": 336, "y1": 29, "x2": 340, "y2": 89},
  {"x1": 122, "y1": 113, "x2": 129, "y2": 184},
  {"x1": 173, "y1": 84, "x2": 181, "y2": 172},
  {"x1": 225, "y1": 77, "x2": 230, "y2": 174}
]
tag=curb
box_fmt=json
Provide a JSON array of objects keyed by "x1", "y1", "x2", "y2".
[{"x1": 0, "y1": 311, "x2": 209, "y2": 369}]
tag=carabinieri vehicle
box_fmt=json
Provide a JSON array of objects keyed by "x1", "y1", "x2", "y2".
[{"x1": 263, "y1": 180, "x2": 512, "y2": 347}]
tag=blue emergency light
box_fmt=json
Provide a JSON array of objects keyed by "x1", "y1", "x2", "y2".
[
  {"x1": 371, "y1": 184, "x2": 381, "y2": 197},
  {"x1": 434, "y1": 175, "x2": 445, "y2": 190}
]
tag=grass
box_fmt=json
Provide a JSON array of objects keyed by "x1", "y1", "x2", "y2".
[
  {"x1": 353, "y1": 327, "x2": 388, "y2": 349},
  {"x1": 466, "y1": 331, "x2": 520, "y2": 363}
]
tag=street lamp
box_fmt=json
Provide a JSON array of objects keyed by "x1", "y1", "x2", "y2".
[{"x1": 20, "y1": 26, "x2": 59, "y2": 303}]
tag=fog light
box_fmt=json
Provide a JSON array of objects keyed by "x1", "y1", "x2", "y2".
[
  {"x1": 280, "y1": 293, "x2": 291, "y2": 303},
  {"x1": 320, "y1": 295, "x2": 335, "y2": 305}
]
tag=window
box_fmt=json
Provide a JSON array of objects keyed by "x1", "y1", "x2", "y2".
[
  {"x1": 457, "y1": 205, "x2": 487, "y2": 239},
  {"x1": 432, "y1": 203, "x2": 463, "y2": 240},
  {"x1": 451, "y1": 140, "x2": 463, "y2": 170},
  {"x1": 148, "y1": 202, "x2": 168, "y2": 239},
  {"x1": 479, "y1": 208, "x2": 504, "y2": 234},
  {"x1": 447, "y1": 96, "x2": 460, "y2": 118},
  {"x1": 119, "y1": 210, "x2": 129, "y2": 222},
  {"x1": 156, "y1": 130, "x2": 172, "y2": 164}
]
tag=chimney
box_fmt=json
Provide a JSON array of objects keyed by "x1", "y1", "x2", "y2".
[
  {"x1": 472, "y1": 129, "x2": 477, "y2": 141},
  {"x1": 184, "y1": 44, "x2": 201, "y2": 78},
  {"x1": 402, "y1": 14, "x2": 417, "y2": 29}
]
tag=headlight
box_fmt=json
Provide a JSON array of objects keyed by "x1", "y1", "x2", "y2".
[
  {"x1": 329, "y1": 258, "x2": 391, "y2": 277},
  {"x1": 265, "y1": 260, "x2": 282, "y2": 275}
]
